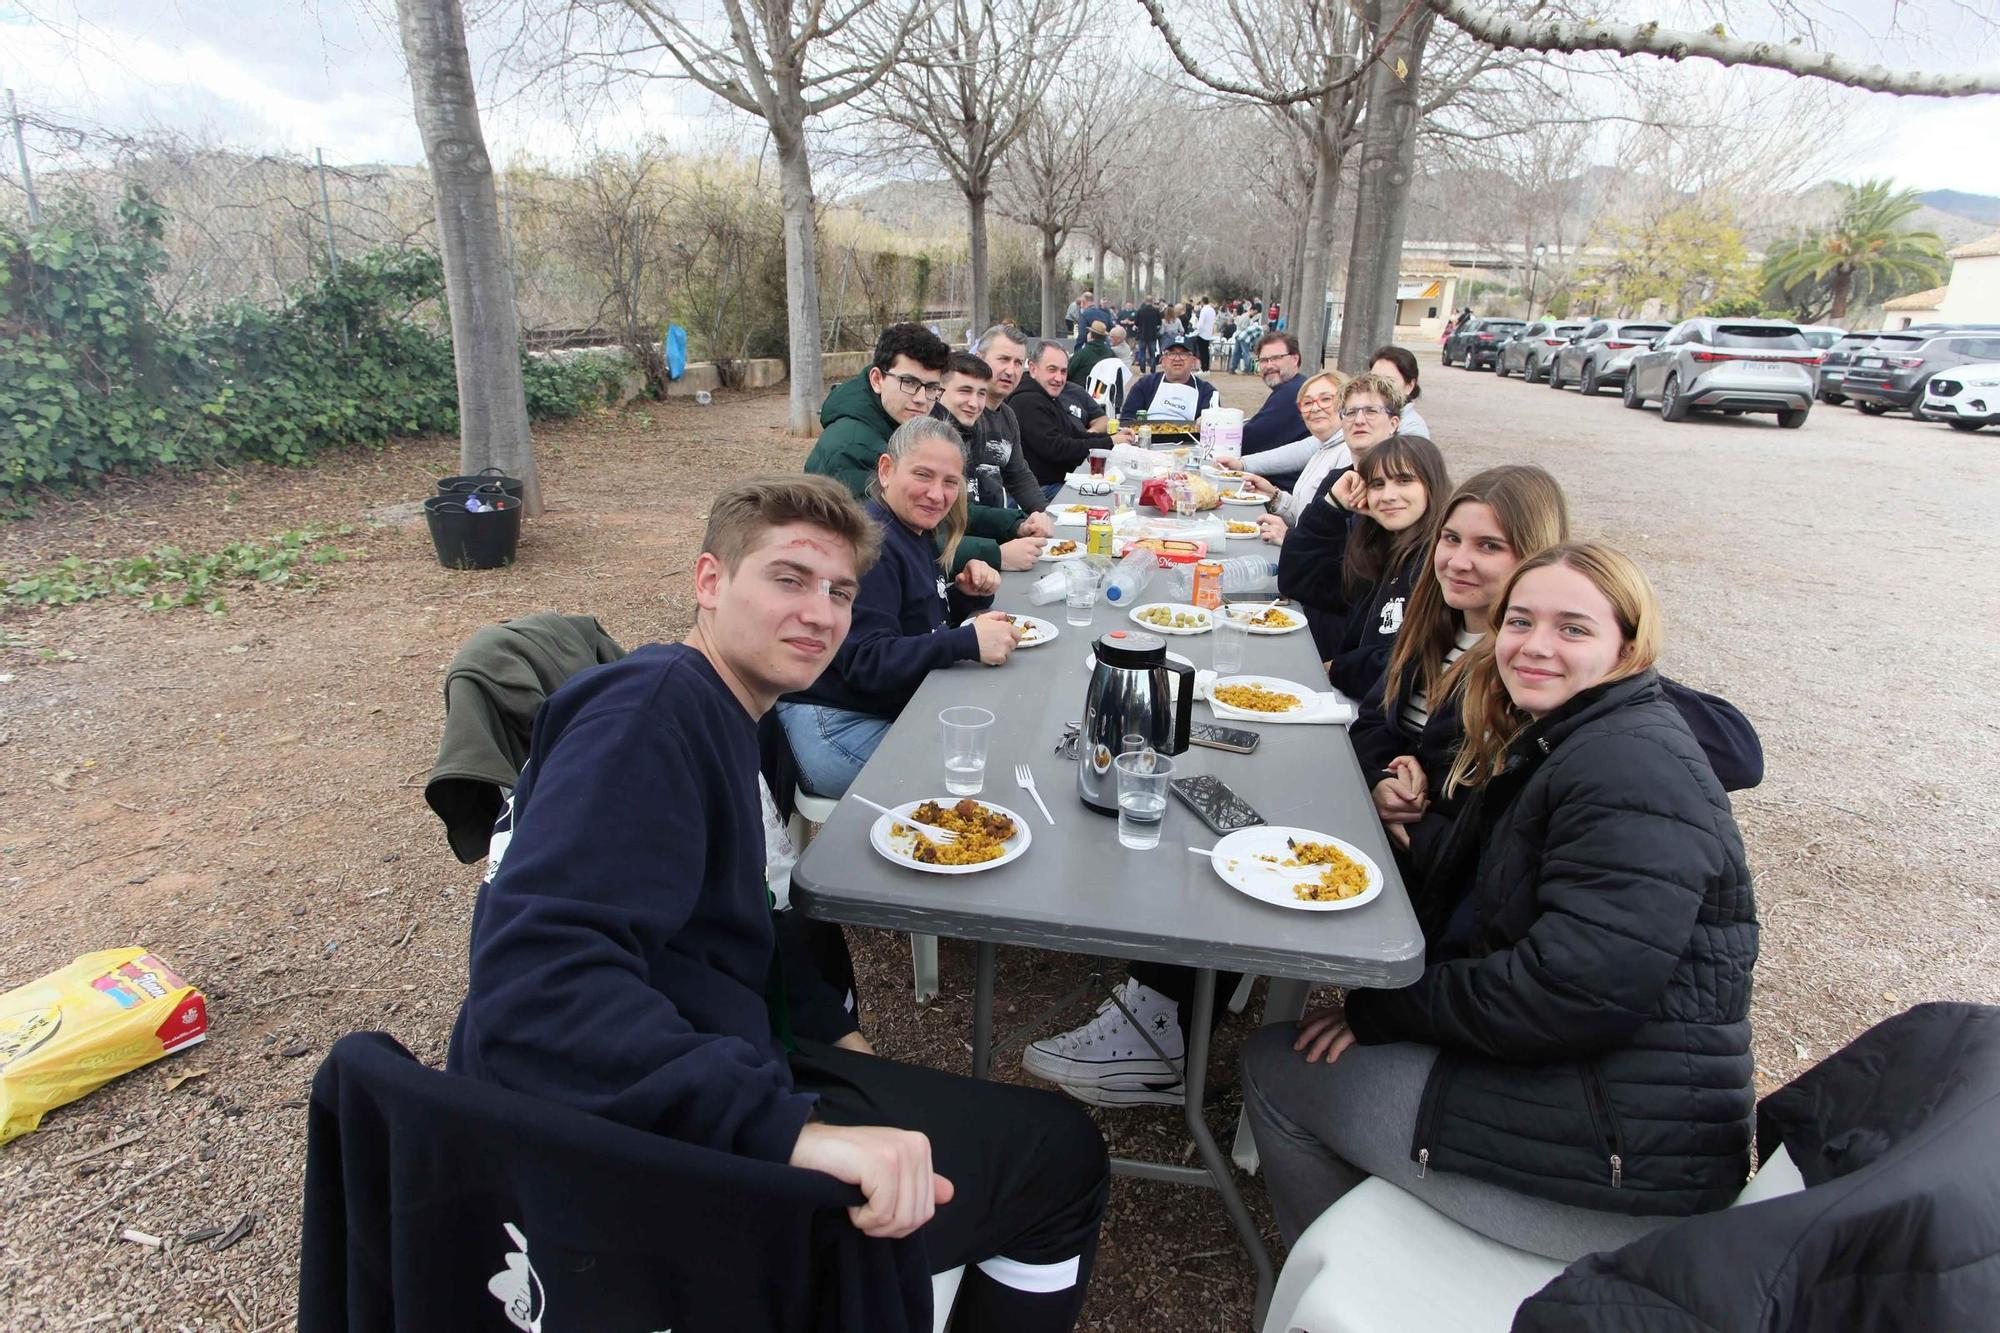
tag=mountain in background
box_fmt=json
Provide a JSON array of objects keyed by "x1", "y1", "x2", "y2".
[{"x1": 1920, "y1": 189, "x2": 2000, "y2": 226}]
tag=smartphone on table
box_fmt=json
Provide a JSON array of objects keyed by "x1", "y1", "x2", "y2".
[
  {"x1": 1189, "y1": 721, "x2": 1260, "y2": 754},
  {"x1": 1170, "y1": 773, "x2": 1266, "y2": 834}
]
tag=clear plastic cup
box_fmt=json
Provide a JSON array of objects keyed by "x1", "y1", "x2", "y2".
[
  {"x1": 1114, "y1": 750, "x2": 1174, "y2": 850},
  {"x1": 1065, "y1": 563, "x2": 1099, "y2": 627},
  {"x1": 940, "y1": 706, "x2": 995, "y2": 795},
  {"x1": 1213, "y1": 614, "x2": 1248, "y2": 675},
  {"x1": 1121, "y1": 733, "x2": 1150, "y2": 757}
]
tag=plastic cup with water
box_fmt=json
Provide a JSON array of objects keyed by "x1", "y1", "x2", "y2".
[
  {"x1": 940, "y1": 706, "x2": 995, "y2": 795},
  {"x1": 1065, "y1": 562, "x2": 1099, "y2": 627},
  {"x1": 1213, "y1": 614, "x2": 1248, "y2": 675},
  {"x1": 1114, "y1": 750, "x2": 1174, "y2": 850}
]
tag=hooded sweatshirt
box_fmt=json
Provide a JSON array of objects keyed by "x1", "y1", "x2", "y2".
[
  {"x1": 788, "y1": 499, "x2": 989, "y2": 719},
  {"x1": 806, "y1": 375, "x2": 1019, "y2": 569}
]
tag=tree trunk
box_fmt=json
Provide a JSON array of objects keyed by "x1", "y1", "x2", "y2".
[
  {"x1": 397, "y1": 0, "x2": 541, "y2": 514},
  {"x1": 1294, "y1": 117, "x2": 1343, "y2": 370},
  {"x1": 1145, "y1": 250, "x2": 1157, "y2": 294},
  {"x1": 1830, "y1": 264, "x2": 1851, "y2": 320},
  {"x1": 775, "y1": 130, "x2": 824, "y2": 436},
  {"x1": 1038, "y1": 226, "x2": 1061, "y2": 339},
  {"x1": 967, "y1": 186, "x2": 991, "y2": 336},
  {"x1": 1337, "y1": 6, "x2": 1434, "y2": 373},
  {"x1": 1092, "y1": 240, "x2": 1107, "y2": 296}
]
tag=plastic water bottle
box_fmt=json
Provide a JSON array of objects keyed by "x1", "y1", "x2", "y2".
[
  {"x1": 1101, "y1": 548, "x2": 1159, "y2": 605},
  {"x1": 1164, "y1": 554, "x2": 1276, "y2": 601}
]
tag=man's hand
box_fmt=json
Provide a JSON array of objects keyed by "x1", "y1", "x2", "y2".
[
  {"x1": 973, "y1": 612, "x2": 1023, "y2": 666},
  {"x1": 1330, "y1": 470, "x2": 1368, "y2": 513},
  {"x1": 998, "y1": 536, "x2": 1046, "y2": 571},
  {"x1": 1293, "y1": 1005, "x2": 1357, "y2": 1065},
  {"x1": 1214, "y1": 456, "x2": 1242, "y2": 471},
  {"x1": 1018, "y1": 511, "x2": 1055, "y2": 539},
  {"x1": 789, "y1": 1122, "x2": 955, "y2": 1238},
  {"x1": 1113, "y1": 428, "x2": 1138, "y2": 446},
  {"x1": 1257, "y1": 513, "x2": 1288, "y2": 546},
  {"x1": 955, "y1": 559, "x2": 1002, "y2": 597}
]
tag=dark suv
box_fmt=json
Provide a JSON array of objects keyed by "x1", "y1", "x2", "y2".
[
  {"x1": 1443, "y1": 318, "x2": 1526, "y2": 371},
  {"x1": 1842, "y1": 328, "x2": 2000, "y2": 416},
  {"x1": 1817, "y1": 331, "x2": 1890, "y2": 404}
]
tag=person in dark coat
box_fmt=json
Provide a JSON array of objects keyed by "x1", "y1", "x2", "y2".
[
  {"x1": 1132, "y1": 298, "x2": 1164, "y2": 371},
  {"x1": 934, "y1": 350, "x2": 1050, "y2": 517},
  {"x1": 1008, "y1": 338, "x2": 1100, "y2": 492},
  {"x1": 1121, "y1": 336, "x2": 1217, "y2": 422},
  {"x1": 1244, "y1": 542, "x2": 1759, "y2": 1257},
  {"x1": 1237, "y1": 331, "x2": 1308, "y2": 458}
]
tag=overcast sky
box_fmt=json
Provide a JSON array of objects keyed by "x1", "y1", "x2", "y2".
[{"x1": 3, "y1": 0, "x2": 1997, "y2": 198}]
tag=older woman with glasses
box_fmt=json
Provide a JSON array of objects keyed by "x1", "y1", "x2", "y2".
[{"x1": 1227, "y1": 372, "x2": 1405, "y2": 546}]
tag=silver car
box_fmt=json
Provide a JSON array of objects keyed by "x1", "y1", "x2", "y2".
[
  {"x1": 1549, "y1": 319, "x2": 1672, "y2": 394},
  {"x1": 1622, "y1": 318, "x2": 1818, "y2": 429},
  {"x1": 1495, "y1": 319, "x2": 1587, "y2": 382}
]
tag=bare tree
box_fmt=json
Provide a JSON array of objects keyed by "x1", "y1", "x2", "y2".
[
  {"x1": 397, "y1": 0, "x2": 542, "y2": 514},
  {"x1": 587, "y1": 0, "x2": 935, "y2": 435},
  {"x1": 995, "y1": 83, "x2": 1118, "y2": 336},
  {"x1": 866, "y1": 0, "x2": 1086, "y2": 333}
]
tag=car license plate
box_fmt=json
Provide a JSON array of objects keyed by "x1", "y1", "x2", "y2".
[{"x1": 1860, "y1": 357, "x2": 1883, "y2": 367}]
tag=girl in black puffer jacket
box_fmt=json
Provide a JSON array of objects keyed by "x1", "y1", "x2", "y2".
[{"x1": 1242, "y1": 543, "x2": 1758, "y2": 1257}]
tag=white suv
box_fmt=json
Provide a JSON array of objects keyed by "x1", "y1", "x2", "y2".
[{"x1": 1922, "y1": 363, "x2": 2000, "y2": 432}]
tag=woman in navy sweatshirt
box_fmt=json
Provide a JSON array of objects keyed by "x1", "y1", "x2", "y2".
[
  {"x1": 777, "y1": 416, "x2": 1022, "y2": 796},
  {"x1": 1324, "y1": 434, "x2": 1450, "y2": 699}
]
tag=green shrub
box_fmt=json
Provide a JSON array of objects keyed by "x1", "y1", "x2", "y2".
[{"x1": 0, "y1": 186, "x2": 606, "y2": 500}]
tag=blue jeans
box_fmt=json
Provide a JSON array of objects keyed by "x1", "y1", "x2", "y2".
[
  {"x1": 777, "y1": 702, "x2": 891, "y2": 797},
  {"x1": 1042, "y1": 481, "x2": 1066, "y2": 501}
]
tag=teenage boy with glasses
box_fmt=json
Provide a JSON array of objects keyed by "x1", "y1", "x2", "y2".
[{"x1": 808, "y1": 323, "x2": 1047, "y2": 571}]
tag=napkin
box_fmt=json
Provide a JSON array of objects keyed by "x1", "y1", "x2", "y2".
[{"x1": 1194, "y1": 671, "x2": 1357, "y2": 726}]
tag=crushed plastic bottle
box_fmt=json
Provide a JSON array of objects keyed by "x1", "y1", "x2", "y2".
[
  {"x1": 1165, "y1": 554, "x2": 1276, "y2": 601},
  {"x1": 1101, "y1": 548, "x2": 1160, "y2": 605}
]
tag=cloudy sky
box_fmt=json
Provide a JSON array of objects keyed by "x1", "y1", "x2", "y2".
[{"x1": 2, "y1": 0, "x2": 1997, "y2": 197}]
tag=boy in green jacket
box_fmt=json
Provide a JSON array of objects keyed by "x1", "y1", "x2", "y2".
[{"x1": 805, "y1": 323, "x2": 1047, "y2": 571}]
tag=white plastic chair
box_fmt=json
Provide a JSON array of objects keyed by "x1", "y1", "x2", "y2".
[
  {"x1": 1086, "y1": 357, "x2": 1131, "y2": 413},
  {"x1": 791, "y1": 785, "x2": 939, "y2": 1004},
  {"x1": 1260, "y1": 1146, "x2": 1806, "y2": 1333}
]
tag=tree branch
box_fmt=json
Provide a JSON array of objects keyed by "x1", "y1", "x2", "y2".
[{"x1": 1425, "y1": 0, "x2": 2000, "y2": 97}]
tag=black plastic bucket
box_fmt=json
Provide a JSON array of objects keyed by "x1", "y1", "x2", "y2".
[
  {"x1": 436, "y1": 466, "x2": 525, "y2": 501},
  {"x1": 423, "y1": 494, "x2": 521, "y2": 570}
]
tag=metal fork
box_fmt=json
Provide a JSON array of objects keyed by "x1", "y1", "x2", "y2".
[{"x1": 1015, "y1": 764, "x2": 1056, "y2": 826}]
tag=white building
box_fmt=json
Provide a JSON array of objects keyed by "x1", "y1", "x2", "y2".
[{"x1": 1881, "y1": 231, "x2": 2000, "y2": 327}]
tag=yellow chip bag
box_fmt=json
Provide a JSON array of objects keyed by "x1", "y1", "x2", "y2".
[{"x1": 1, "y1": 949, "x2": 209, "y2": 1146}]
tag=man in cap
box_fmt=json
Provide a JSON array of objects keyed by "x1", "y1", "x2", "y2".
[{"x1": 1118, "y1": 335, "x2": 1218, "y2": 423}]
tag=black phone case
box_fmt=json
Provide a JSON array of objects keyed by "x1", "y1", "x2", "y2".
[{"x1": 1171, "y1": 774, "x2": 1266, "y2": 833}]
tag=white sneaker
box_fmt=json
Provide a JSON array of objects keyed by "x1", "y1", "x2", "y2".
[{"x1": 1022, "y1": 978, "x2": 1186, "y2": 1094}]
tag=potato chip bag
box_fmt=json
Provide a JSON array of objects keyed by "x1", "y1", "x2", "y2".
[{"x1": 0, "y1": 949, "x2": 208, "y2": 1146}]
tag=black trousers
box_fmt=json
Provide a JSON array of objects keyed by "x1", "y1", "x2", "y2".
[
  {"x1": 1127, "y1": 961, "x2": 1240, "y2": 1033},
  {"x1": 792, "y1": 1040, "x2": 1109, "y2": 1332},
  {"x1": 1195, "y1": 337, "x2": 1212, "y2": 371}
]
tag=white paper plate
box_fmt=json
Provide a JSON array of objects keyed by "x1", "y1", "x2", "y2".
[
  {"x1": 1128, "y1": 602, "x2": 1214, "y2": 635},
  {"x1": 1222, "y1": 605, "x2": 1307, "y2": 636},
  {"x1": 1219, "y1": 492, "x2": 1269, "y2": 506},
  {"x1": 1052, "y1": 503, "x2": 1097, "y2": 527},
  {"x1": 1064, "y1": 469, "x2": 1125, "y2": 487},
  {"x1": 868, "y1": 798, "x2": 1032, "y2": 875},
  {"x1": 1210, "y1": 674, "x2": 1320, "y2": 719},
  {"x1": 1222, "y1": 521, "x2": 1263, "y2": 541},
  {"x1": 1207, "y1": 825, "x2": 1384, "y2": 912},
  {"x1": 1038, "y1": 540, "x2": 1086, "y2": 563},
  {"x1": 1006, "y1": 614, "x2": 1060, "y2": 648}
]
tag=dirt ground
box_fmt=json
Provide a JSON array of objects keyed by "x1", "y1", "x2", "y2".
[{"x1": 0, "y1": 354, "x2": 1994, "y2": 1331}]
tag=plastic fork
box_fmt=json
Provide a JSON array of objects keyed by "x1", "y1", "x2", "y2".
[
  {"x1": 1015, "y1": 764, "x2": 1055, "y2": 826},
  {"x1": 848, "y1": 794, "x2": 957, "y2": 844}
]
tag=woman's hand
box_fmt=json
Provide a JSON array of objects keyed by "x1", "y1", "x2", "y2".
[
  {"x1": 1241, "y1": 473, "x2": 1279, "y2": 498},
  {"x1": 1214, "y1": 455, "x2": 1242, "y2": 471},
  {"x1": 973, "y1": 612, "x2": 1023, "y2": 665},
  {"x1": 1257, "y1": 513, "x2": 1288, "y2": 546},
  {"x1": 1294, "y1": 1005, "x2": 1357, "y2": 1065},
  {"x1": 1386, "y1": 754, "x2": 1427, "y2": 804},
  {"x1": 1330, "y1": 470, "x2": 1368, "y2": 513},
  {"x1": 955, "y1": 559, "x2": 1003, "y2": 596}
]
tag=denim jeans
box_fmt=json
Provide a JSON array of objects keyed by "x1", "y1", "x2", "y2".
[{"x1": 776, "y1": 702, "x2": 891, "y2": 797}]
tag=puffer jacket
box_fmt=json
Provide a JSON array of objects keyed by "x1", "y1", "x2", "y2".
[{"x1": 1344, "y1": 672, "x2": 1760, "y2": 1217}]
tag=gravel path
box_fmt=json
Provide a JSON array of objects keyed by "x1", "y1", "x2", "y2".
[{"x1": 0, "y1": 358, "x2": 1992, "y2": 1330}]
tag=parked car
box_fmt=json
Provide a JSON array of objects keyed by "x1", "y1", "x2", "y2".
[
  {"x1": 1842, "y1": 328, "x2": 2000, "y2": 417},
  {"x1": 1548, "y1": 319, "x2": 1673, "y2": 393},
  {"x1": 1817, "y1": 330, "x2": 1890, "y2": 404},
  {"x1": 1496, "y1": 320, "x2": 1586, "y2": 381},
  {"x1": 1797, "y1": 325, "x2": 1847, "y2": 351},
  {"x1": 1621, "y1": 318, "x2": 1819, "y2": 428},
  {"x1": 1921, "y1": 362, "x2": 2000, "y2": 431},
  {"x1": 1442, "y1": 318, "x2": 1526, "y2": 370}
]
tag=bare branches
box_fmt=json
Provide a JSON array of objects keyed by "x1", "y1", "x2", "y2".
[{"x1": 1425, "y1": 1, "x2": 2000, "y2": 97}]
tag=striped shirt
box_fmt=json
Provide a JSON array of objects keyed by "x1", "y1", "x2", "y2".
[{"x1": 1401, "y1": 629, "x2": 1485, "y2": 734}]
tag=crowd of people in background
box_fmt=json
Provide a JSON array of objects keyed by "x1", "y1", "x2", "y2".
[{"x1": 1063, "y1": 288, "x2": 1282, "y2": 376}]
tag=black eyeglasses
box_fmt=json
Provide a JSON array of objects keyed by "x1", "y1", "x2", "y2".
[{"x1": 885, "y1": 372, "x2": 945, "y2": 400}]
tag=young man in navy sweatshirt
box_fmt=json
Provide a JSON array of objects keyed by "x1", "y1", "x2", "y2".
[{"x1": 449, "y1": 475, "x2": 1107, "y2": 1331}]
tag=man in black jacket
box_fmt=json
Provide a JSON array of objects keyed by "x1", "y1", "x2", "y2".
[
  {"x1": 1238, "y1": 331, "x2": 1308, "y2": 458},
  {"x1": 1132, "y1": 297, "x2": 1163, "y2": 372},
  {"x1": 449, "y1": 476, "x2": 1107, "y2": 1329},
  {"x1": 1009, "y1": 338, "x2": 1100, "y2": 493},
  {"x1": 934, "y1": 350, "x2": 1049, "y2": 517}
]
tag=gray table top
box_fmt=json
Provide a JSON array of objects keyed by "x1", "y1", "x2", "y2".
[{"x1": 790, "y1": 500, "x2": 1425, "y2": 989}]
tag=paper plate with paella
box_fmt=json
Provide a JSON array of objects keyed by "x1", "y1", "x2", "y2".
[
  {"x1": 1222, "y1": 603, "x2": 1306, "y2": 635},
  {"x1": 869, "y1": 798, "x2": 1032, "y2": 875},
  {"x1": 1208, "y1": 675, "x2": 1319, "y2": 720},
  {"x1": 1207, "y1": 826, "x2": 1384, "y2": 912}
]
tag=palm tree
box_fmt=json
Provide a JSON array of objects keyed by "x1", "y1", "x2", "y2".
[{"x1": 1764, "y1": 181, "x2": 1946, "y2": 321}]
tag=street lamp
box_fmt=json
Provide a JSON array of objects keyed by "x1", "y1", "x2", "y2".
[{"x1": 1526, "y1": 243, "x2": 1548, "y2": 317}]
